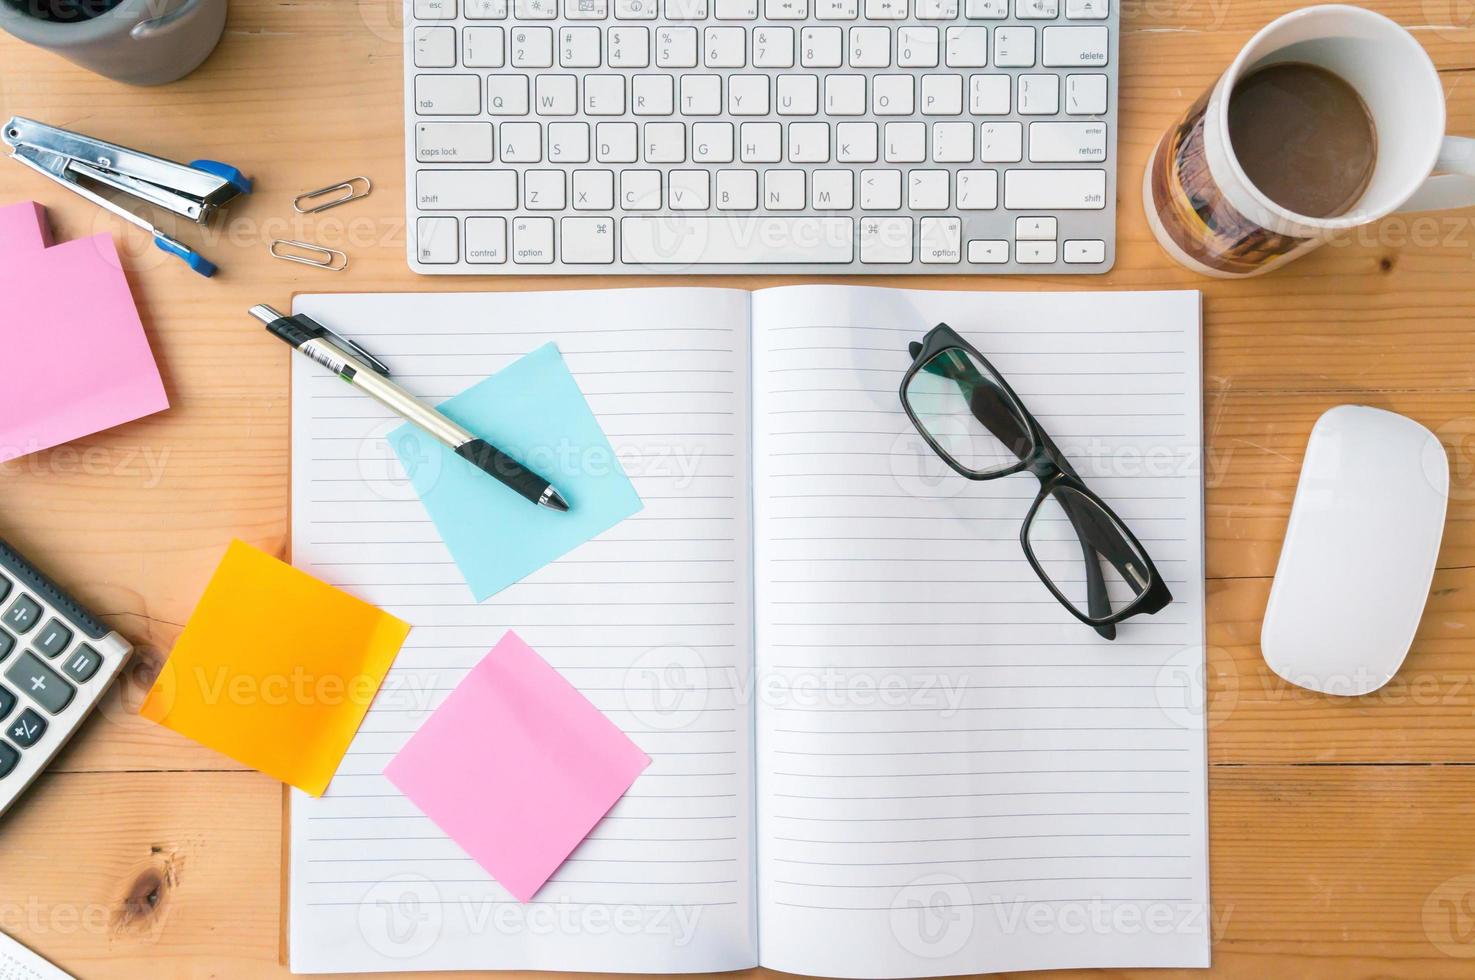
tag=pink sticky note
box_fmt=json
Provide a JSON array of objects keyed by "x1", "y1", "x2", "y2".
[
  {"x1": 384, "y1": 631, "x2": 651, "y2": 902},
  {"x1": 0, "y1": 201, "x2": 168, "y2": 463}
]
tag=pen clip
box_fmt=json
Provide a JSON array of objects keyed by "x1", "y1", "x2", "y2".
[{"x1": 292, "y1": 315, "x2": 393, "y2": 378}]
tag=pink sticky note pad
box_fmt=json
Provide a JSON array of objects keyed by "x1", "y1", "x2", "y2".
[
  {"x1": 0, "y1": 201, "x2": 168, "y2": 463},
  {"x1": 384, "y1": 631, "x2": 651, "y2": 902}
]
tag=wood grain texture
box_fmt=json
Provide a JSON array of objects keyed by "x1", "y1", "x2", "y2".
[{"x1": 1, "y1": 0, "x2": 1475, "y2": 975}]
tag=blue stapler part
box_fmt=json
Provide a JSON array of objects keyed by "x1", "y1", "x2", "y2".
[
  {"x1": 190, "y1": 159, "x2": 254, "y2": 196},
  {"x1": 0, "y1": 116, "x2": 250, "y2": 276},
  {"x1": 154, "y1": 235, "x2": 218, "y2": 278}
]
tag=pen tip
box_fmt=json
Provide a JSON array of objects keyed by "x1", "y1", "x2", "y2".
[{"x1": 542, "y1": 488, "x2": 571, "y2": 512}]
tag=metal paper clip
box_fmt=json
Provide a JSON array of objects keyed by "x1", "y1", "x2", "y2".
[
  {"x1": 270, "y1": 239, "x2": 349, "y2": 272},
  {"x1": 2, "y1": 115, "x2": 252, "y2": 277},
  {"x1": 293, "y1": 176, "x2": 372, "y2": 214}
]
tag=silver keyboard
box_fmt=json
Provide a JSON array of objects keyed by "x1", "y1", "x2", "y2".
[{"x1": 404, "y1": 0, "x2": 1117, "y2": 274}]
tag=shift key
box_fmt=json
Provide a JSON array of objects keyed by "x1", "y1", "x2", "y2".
[
  {"x1": 5, "y1": 652, "x2": 74, "y2": 715},
  {"x1": 417, "y1": 170, "x2": 518, "y2": 210},
  {"x1": 416, "y1": 122, "x2": 495, "y2": 163},
  {"x1": 1004, "y1": 169, "x2": 1107, "y2": 209}
]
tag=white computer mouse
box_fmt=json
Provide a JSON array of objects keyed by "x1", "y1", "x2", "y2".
[{"x1": 1261, "y1": 405, "x2": 1449, "y2": 696}]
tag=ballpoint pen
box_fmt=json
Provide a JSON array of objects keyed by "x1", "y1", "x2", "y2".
[{"x1": 248, "y1": 304, "x2": 570, "y2": 512}]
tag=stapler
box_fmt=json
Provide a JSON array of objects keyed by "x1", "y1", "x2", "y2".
[{"x1": 2, "y1": 116, "x2": 252, "y2": 277}]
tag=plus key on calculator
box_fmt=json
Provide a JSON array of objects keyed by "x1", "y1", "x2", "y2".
[{"x1": 0, "y1": 537, "x2": 133, "y2": 818}]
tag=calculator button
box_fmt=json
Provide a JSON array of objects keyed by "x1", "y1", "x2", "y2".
[
  {"x1": 4, "y1": 653, "x2": 74, "y2": 715},
  {"x1": 0, "y1": 685, "x2": 13, "y2": 721},
  {"x1": 0, "y1": 743, "x2": 16, "y2": 779},
  {"x1": 62, "y1": 645, "x2": 102, "y2": 684},
  {"x1": 33, "y1": 619, "x2": 72, "y2": 658},
  {"x1": 0, "y1": 628, "x2": 13, "y2": 663},
  {"x1": 2, "y1": 595, "x2": 41, "y2": 635},
  {"x1": 8, "y1": 708, "x2": 44, "y2": 748},
  {"x1": 0, "y1": 576, "x2": 11, "y2": 605}
]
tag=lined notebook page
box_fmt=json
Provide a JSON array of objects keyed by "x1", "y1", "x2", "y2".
[
  {"x1": 750, "y1": 286, "x2": 1208, "y2": 978},
  {"x1": 288, "y1": 290, "x2": 758, "y2": 973}
]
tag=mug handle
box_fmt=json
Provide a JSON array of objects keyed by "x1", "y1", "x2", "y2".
[
  {"x1": 1397, "y1": 136, "x2": 1475, "y2": 213},
  {"x1": 131, "y1": 0, "x2": 204, "y2": 40}
]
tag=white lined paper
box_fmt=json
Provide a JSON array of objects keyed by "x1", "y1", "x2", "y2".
[
  {"x1": 751, "y1": 287, "x2": 1208, "y2": 977},
  {"x1": 289, "y1": 290, "x2": 758, "y2": 974},
  {"x1": 288, "y1": 285, "x2": 1206, "y2": 977}
]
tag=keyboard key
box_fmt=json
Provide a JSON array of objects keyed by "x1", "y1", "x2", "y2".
[
  {"x1": 957, "y1": 169, "x2": 998, "y2": 208},
  {"x1": 859, "y1": 168, "x2": 902, "y2": 208},
  {"x1": 669, "y1": 169, "x2": 711, "y2": 208},
  {"x1": 511, "y1": 26, "x2": 554, "y2": 66},
  {"x1": 969, "y1": 73, "x2": 1010, "y2": 113},
  {"x1": 561, "y1": 217, "x2": 617, "y2": 262},
  {"x1": 764, "y1": 169, "x2": 805, "y2": 209},
  {"x1": 0, "y1": 628, "x2": 12, "y2": 663},
  {"x1": 5, "y1": 653, "x2": 74, "y2": 715},
  {"x1": 1015, "y1": 215, "x2": 1056, "y2": 239},
  {"x1": 656, "y1": 25, "x2": 698, "y2": 66},
  {"x1": 716, "y1": 0, "x2": 758, "y2": 15},
  {"x1": 753, "y1": 27, "x2": 794, "y2": 66},
  {"x1": 1065, "y1": 0, "x2": 1106, "y2": 16},
  {"x1": 466, "y1": 217, "x2": 509, "y2": 262},
  {"x1": 993, "y1": 25, "x2": 1034, "y2": 66},
  {"x1": 859, "y1": 215, "x2": 913, "y2": 262},
  {"x1": 944, "y1": 26, "x2": 987, "y2": 66},
  {"x1": 465, "y1": 0, "x2": 509, "y2": 16},
  {"x1": 487, "y1": 75, "x2": 529, "y2": 114},
  {"x1": 525, "y1": 169, "x2": 567, "y2": 208},
  {"x1": 500, "y1": 121, "x2": 542, "y2": 161},
  {"x1": 549, "y1": 122, "x2": 591, "y2": 162},
  {"x1": 865, "y1": 0, "x2": 906, "y2": 18},
  {"x1": 705, "y1": 26, "x2": 746, "y2": 66},
  {"x1": 980, "y1": 121, "x2": 1023, "y2": 162},
  {"x1": 415, "y1": 0, "x2": 455, "y2": 17},
  {"x1": 1064, "y1": 238, "x2": 1106, "y2": 262},
  {"x1": 964, "y1": 0, "x2": 1006, "y2": 15},
  {"x1": 848, "y1": 25, "x2": 890, "y2": 66},
  {"x1": 1017, "y1": 239, "x2": 1058, "y2": 262},
  {"x1": 621, "y1": 169, "x2": 663, "y2": 208},
  {"x1": 573, "y1": 169, "x2": 616, "y2": 208},
  {"x1": 633, "y1": 74, "x2": 675, "y2": 114},
  {"x1": 667, "y1": 0, "x2": 709, "y2": 16},
  {"x1": 967, "y1": 238, "x2": 1008, "y2": 262},
  {"x1": 515, "y1": 0, "x2": 557, "y2": 16},
  {"x1": 777, "y1": 74, "x2": 819, "y2": 115},
  {"x1": 1004, "y1": 168, "x2": 1106, "y2": 208},
  {"x1": 680, "y1": 74, "x2": 722, "y2": 114},
  {"x1": 1065, "y1": 72, "x2": 1107, "y2": 114},
  {"x1": 920, "y1": 73, "x2": 962, "y2": 114},
  {"x1": 884, "y1": 121, "x2": 925, "y2": 162},
  {"x1": 740, "y1": 121, "x2": 782, "y2": 161},
  {"x1": 716, "y1": 169, "x2": 759, "y2": 209},
  {"x1": 463, "y1": 26, "x2": 506, "y2": 66},
  {"x1": 908, "y1": 169, "x2": 948, "y2": 208},
  {"x1": 1029, "y1": 120, "x2": 1107, "y2": 162},
  {"x1": 414, "y1": 74, "x2": 481, "y2": 115},
  {"x1": 816, "y1": 0, "x2": 857, "y2": 18},
  {"x1": 915, "y1": 0, "x2": 956, "y2": 17},
  {"x1": 3, "y1": 596, "x2": 40, "y2": 635},
  {"x1": 418, "y1": 170, "x2": 518, "y2": 210},
  {"x1": 836, "y1": 121, "x2": 878, "y2": 161},
  {"x1": 32, "y1": 620, "x2": 70, "y2": 659},
  {"x1": 61, "y1": 644, "x2": 102, "y2": 683},
  {"x1": 0, "y1": 685, "x2": 13, "y2": 721},
  {"x1": 566, "y1": 0, "x2": 608, "y2": 16},
  {"x1": 512, "y1": 217, "x2": 556, "y2": 263},
  {"x1": 0, "y1": 743, "x2": 16, "y2": 780},
  {"x1": 560, "y1": 25, "x2": 602, "y2": 65},
  {"x1": 693, "y1": 121, "x2": 735, "y2": 162},
  {"x1": 597, "y1": 122, "x2": 639, "y2": 161},
  {"x1": 932, "y1": 121, "x2": 973, "y2": 161},
  {"x1": 535, "y1": 74, "x2": 578, "y2": 114},
  {"x1": 872, "y1": 74, "x2": 913, "y2": 114},
  {"x1": 1015, "y1": 0, "x2": 1056, "y2": 16},
  {"x1": 897, "y1": 26, "x2": 938, "y2": 67},
  {"x1": 812, "y1": 169, "x2": 853, "y2": 208},
  {"x1": 584, "y1": 74, "x2": 627, "y2": 115},
  {"x1": 8, "y1": 708, "x2": 44, "y2": 748},
  {"x1": 824, "y1": 74, "x2": 866, "y2": 114},
  {"x1": 919, "y1": 216, "x2": 961, "y2": 262},
  {"x1": 417, "y1": 216, "x2": 460, "y2": 263},
  {"x1": 615, "y1": 0, "x2": 658, "y2": 16},
  {"x1": 609, "y1": 26, "x2": 650, "y2": 65},
  {"x1": 801, "y1": 26, "x2": 843, "y2": 66},
  {"x1": 621, "y1": 216, "x2": 854, "y2": 262},
  {"x1": 416, "y1": 122, "x2": 494, "y2": 163},
  {"x1": 414, "y1": 26, "x2": 457, "y2": 67},
  {"x1": 1017, "y1": 73, "x2": 1059, "y2": 113},
  {"x1": 1043, "y1": 25, "x2": 1107, "y2": 65}
]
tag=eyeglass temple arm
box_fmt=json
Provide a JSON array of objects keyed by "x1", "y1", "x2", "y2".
[{"x1": 966, "y1": 379, "x2": 1153, "y2": 633}]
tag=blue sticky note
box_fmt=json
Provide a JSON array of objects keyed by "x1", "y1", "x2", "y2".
[{"x1": 391, "y1": 343, "x2": 642, "y2": 601}]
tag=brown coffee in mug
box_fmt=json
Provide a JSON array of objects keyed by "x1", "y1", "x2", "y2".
[{"x1": 1227, "y1": 63, "x2": 1378, "y2": 220}]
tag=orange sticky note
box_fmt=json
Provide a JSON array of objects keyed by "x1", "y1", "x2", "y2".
[{"x1": 140, "y1": 540, "x2": 411, "y2": 795}]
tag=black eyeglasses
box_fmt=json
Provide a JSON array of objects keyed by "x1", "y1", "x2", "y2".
[{"x1": 899, "y1": 323, "x2": 1172, "y2": 640}]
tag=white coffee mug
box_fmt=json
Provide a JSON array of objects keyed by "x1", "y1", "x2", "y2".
[{"x1": 1144, "y1": 4, "x2": 1475, "y2": 278}]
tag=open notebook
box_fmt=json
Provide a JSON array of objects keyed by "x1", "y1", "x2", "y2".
[{"x1": 288, "y1": 285, "x2": 1208, "y2": 976}]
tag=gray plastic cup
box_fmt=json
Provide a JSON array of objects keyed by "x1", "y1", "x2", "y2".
[{"x1": 0, "y1": 0, "x2": 228, "y2": 86}]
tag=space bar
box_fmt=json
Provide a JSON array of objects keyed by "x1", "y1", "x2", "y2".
[{"x1": 621, "y1": 216, "x2": 855, "y2": 264}]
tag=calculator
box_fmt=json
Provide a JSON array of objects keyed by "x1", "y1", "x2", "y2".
[{"x1": 0, "y1": 538, "x2": 133, "y2": 819}]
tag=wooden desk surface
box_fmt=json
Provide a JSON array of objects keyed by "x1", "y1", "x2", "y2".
[{"x1": 3, "y1": 1, "x2": 1475, "y2": 976}]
